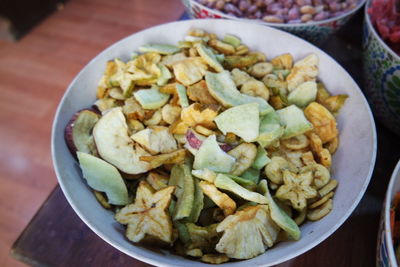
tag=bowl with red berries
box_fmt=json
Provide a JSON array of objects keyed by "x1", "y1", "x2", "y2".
[{"x1": 363, "y1": 0, "x2": 400, "y2": 136}]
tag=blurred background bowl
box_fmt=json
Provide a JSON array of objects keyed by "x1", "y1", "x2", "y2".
[
  {"x1": 377, "y1": 160, "x2": 400, "y2": 266},
  {"x1": 362, "y1": 0, "x2": 400, "y2": 136},
  {"x1": 182, "y1": 0, "x2": 366, "y2": 44}
]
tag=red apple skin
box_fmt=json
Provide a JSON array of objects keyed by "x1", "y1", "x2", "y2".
[
  {"x1": 219, "y1": 143, "x2": 232, "y2": 152},
  {"x1": 65, "y1": 112, "x2": 80, "y2": 156},
  {"x1": 185, "y1": 129, "x2": 233, "y2": 152},
  {"x1": 186, "y1": 130, "x2": 203, "y2": 149}
]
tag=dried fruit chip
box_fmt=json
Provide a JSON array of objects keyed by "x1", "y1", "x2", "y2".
[
  {"x1": 281, "y1": 134, "x2": 310, "y2": 150},
  {"x1": 195, "y1": 43, "x2": 224, "y2": 72},
  {"x1": 131, "y1": 126, "x2": 177, "y2": 155},
  {"x1": 181, "y1": 103, "x2": 219, "y2": 129},
  {"x1": 94, "y1": 98, "x2": 119, "y2": 113},
  {"x1": 209, "y1": 39, "x2": 235, "y2": 55},
  {"x1": 323, "y1": 94, "x2": 348, "y2": 115},
  {"x1": 161, "y1": 52, "x2": 187, "y2": 67},
  {"x1": 215, "y1": 205, "x2": 280, "y2": 259},
  {"x1": 265, "y1": 156, "x2": 290, "y2": 185},
  {"x1": 271, "y1": 53, "x2": 293, "y2": 69},
  {"x1": 146, "y1": 172, "x2": 169, "y2": 190},
  {"x1": 307, "y1": 198, "x2": 333, "y2": 221},
  {"x1": 93, "y1": 190, "x2": 112, "y2": 209},
  {"x1": 276, "y1": 170, "x2": 317, "y2": 210},
  {"x1": 300, "y1": 163, "x2": 330, "y2": 189},
  {"x1": 122, "y1": 98, "x2": 146, "y2": 120},
  {"x1": 309, "y1": 191, "x2": 334, "y2": 209},
  {"x1": 169, "y1": 119, "x2": 190, "y2": 135},
  {"x1": 126, "y1": 52, "x2": 161, "y2": 85},
  {"x1": 231, "y1": 68, "x2": 252, "y2": 87},
  {"x1": 159, "y1": 82, "x2": 178, "y2": 94},
  {"x1": 195, "y1": 125, "x2": 215, "y2": 137},
  {"x1": 318, "y1": 179, "x2": 338, "y2": 197},
  {"x1": 214, "y1": 174, "x2": 267, "y2": 204},
  {"x1": 172, "y1": 57, "x2": 208, "y2": 86},
  {"x1": 301, "y1": 151, "x2": 317, "y2": 166},
  {"x1": 240, "y1": 80, "x2": 270, "y2": 101},
  {"x1": 140, "y1": 149, "x2": 186, "y2": 169},
  {"x1": 93, "y1": 107, "x2": 151, "y2": 174},
  {"x1": 201, "y1": 254, "x2": 230, "y2": 264},
  {"x1": 286, "y1": 54, "x2": 318, "y2": 91},
  {"x1": 115, "y1": 181, "x2": 175, "y2": 244},
  {"x1": 143, "y1": 110, "x2": 162, "y2": 126},
  {"x1": 227, "y1": 143, "x2": 257, "y2": 176},
  {"x1": 187, "y1": 80, "x2": 219, "y2": 105},
  {"x1": 249, "y1": 62, "x2": 273, "y2": 78},
  {"x1": 223, "y1": 54, "x2": 258, "y2": 69},
  {"x1": 161, "y1": 104, "x2": 181, "y2": 125},
  {"x1": 325, "y1": 137, "x2": 339, "y2": 155},
  {"x1": 304, "y1": 102, "x2": 338, "y2": 143},
  {"x1": 199, "y1": 181, "x2": 237, "y2": 216}
]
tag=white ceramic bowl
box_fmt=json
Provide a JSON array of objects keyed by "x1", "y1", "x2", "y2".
[
  {"x1": 52, "y1": 19, "x2": 377, "y2": 266},
  {"x1": 377, "y1": 160, "x2": 400, "y2": 266}
]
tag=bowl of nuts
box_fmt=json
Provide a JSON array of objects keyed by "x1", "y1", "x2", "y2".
[{"x1": 182, "y1": 0, "x2": 366, "y2": 44}]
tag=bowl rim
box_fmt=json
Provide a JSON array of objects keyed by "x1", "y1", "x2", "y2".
[
  {"x1": 364, "y1": 0, "x2": 400, "y2": 61},
  {"x1": 384, "y1": 160, "x2": 400, "y2": 266},
  {"x1": 187, "y1": 0, "x2": 366, "y2": 28},
  {"x1": 51, "y1": 19, "x2": 377, "y2": 266}
]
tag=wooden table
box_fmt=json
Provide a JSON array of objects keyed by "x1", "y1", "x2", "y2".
[{"x1": 11, "y1": 11, "x2": 400, "y2": 267}]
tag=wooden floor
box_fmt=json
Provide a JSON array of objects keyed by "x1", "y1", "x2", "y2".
[{"x1": 0, "y1": 0, "x2": 184, "y2": 266}]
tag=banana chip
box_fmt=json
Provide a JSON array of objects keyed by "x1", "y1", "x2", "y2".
[
  {"x1": 309, "y1": 192, "x2": 334, "y2": 209},
  {"x1": 307, "y1": 199, "x2": 333, "y2": 221},
  {"x1": 318, "y1": 179, "x2": 338, "y2": 197},
  {"x1": 201, "y1": 254, "x2": 230, "y2": 264}
]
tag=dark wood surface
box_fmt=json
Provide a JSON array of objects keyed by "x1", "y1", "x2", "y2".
[{"x1": 10, "y1": 9, "x2": 400, "y2": 267}]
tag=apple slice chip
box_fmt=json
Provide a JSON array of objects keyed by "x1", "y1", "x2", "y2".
[
  {"x1": 93, "y1": 107, "x2": 151, "y2": 174},
  {"x1": 193, "y1": 135, "x2": 235, "y2": 173},
  {"x1": 214, "y1": 103, "x2": 260, "y2": 142}
]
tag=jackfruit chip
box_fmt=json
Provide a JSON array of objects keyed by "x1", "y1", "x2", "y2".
[
  {"x1": 172, "y1": 57, "x2": 208, "y2": 86},
  {"x1": 215, "y1": 205, "x2": 280, "y2": 259}
]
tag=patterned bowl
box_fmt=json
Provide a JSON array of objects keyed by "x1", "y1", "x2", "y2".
[
  {"x1": 362, "y1": 0, "x2": 400, "y2": 136},
  {"x1": 181, "y1": 0, "x2": 366, "y2": 45},
  {"x1": 377, "y1": 160, "x2": 400, "y2": 267}
]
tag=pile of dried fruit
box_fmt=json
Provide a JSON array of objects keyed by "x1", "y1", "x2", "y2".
[
  {"x1": 65, "y1": 28, "x2": 347, "y2": 264},
  {"x1": 368, "y1": 0, "x2": 400, "y2": 55},
  {"x1": 196, "y1": 0, "x2": 359, "y2": 23}
]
